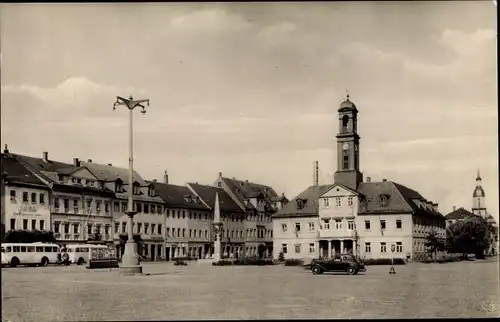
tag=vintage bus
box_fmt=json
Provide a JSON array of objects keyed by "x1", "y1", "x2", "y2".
[
  {"x1": 1, "y1": 242, "x2": 61, "y2": 267},
  {"x1": 65, "y1": 244, "x2": 109, "y2": 265}
]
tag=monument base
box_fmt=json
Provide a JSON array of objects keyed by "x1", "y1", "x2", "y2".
[
  {"x1": 120, "y1": 265, "x2": 143, "y2": 276},
  {"x1": 120, "y1": 239, "x2": 142, "y2": 276}
]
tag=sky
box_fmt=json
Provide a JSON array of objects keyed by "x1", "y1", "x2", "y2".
[{"x1": 0, "y1": 2, "x2": 497, "y2": 221}]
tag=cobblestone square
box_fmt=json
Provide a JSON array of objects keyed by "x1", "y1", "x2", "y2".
[{"x1": 2, "y1": 259, "x2": 499, "y2": 321}]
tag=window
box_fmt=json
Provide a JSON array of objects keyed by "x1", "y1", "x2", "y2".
[
  {"x1": 64, "y1": 224, "x2": 70, "y2": 234},
  {"x1": 133, "y1": 184, "x2": 140, "y2": 195},
  {"x1": 336, "y1": 198, "x2": 341, "y2": 207},
  {"x1": 136, "y1": 203, "x2": 142, "y2": 213},
  {"x1": 189, "y1": 229, "x2": 193, "y2": 238},
  {"x1": 23, "y1": 192, "x2": 28, "y2": 203},
  {"x1": 380, "y1": 220, "x2": 386, "y2": 230},
  {"x1": 86, "y1": 199, "x2": 92, "y2": 211},
  {"x1": 281, "y1": 223, "x2": 287, "y2": 232},
  {"x1": 365, "y1": 242, "x2": 371, "y2": 253},
  {"x1": 144, "y1": 224, "x2": 149, "y2": 234},
  {"x1": 335, "y1": 219, "x2": 342, "y2": 230},
  {"x1": 158, "y1": 224, "x2": 162, "y2": 235},
  {"x1": 23, "y1": 219, "x2": 28, "y2": 230},
  {"x1": 348, "y1": 220, "x2": 354, "y2": 230},
  {"x1": 122, "y1": 202, "x2": 127, "y2": 212},
  {"x1": 73, "y1": 199, "x2": 79, "y2": 213},
  {"x1": 20, "y1": 246, "x2": 26, "y2": 252},
  {"x1": 364, "y1": 220, "x2": 371, "y2": 230},
  {"x1": 87, "y1": 224, "x2": 92, "y2": 234},
  {"x1": 309, "y1": 243, "x2": 315, "y2": 254},
  {"x1": 54, "y1": 222, "x2": 60, "y2": 233},
  {"x1": 348, "y1": 197, "x2": 353, "y2": 206},
  {"x1": 39, "y1": 193, "x2": 45, "y2": 204},
  {"x1": 115, "y1": 222, "x2": 119, "y2": 233},
  {"x1": 137, "y1": 223, "x2": 142, "y2": 233},
  {"x1": 396, "y1": 219, "x2": 402, "y2": 229},
  {"x1": 114, "y1": 202, "x2": 120, "y2": 212},
  {"x1": 73, "y1": 224, "x2": 79, "y2": 234},
  {"x1": 295, "y1": 223, "x2": 301, "y2": 232},
  {"x1": 217, "y1": 182, "x2": 222, "y2": 187},
  {"x1": 115, "y1": 182, "x2": 122, "y2": 193},
  {"x1": 10, "y1": 218, "x2": 15, "y2": 230},
  {"x1": 77, "y1": 178, "x2": 82, "y2": 184},
  {"x1": 63, "y1": 199, "x2": 69, "y2": 211},
  {"x1": 31, "y1": 192, "x2": 37, "y2": 204},
  {"x1": 282, "y1": 244, "x2": 287, "y2": 254},
  {"x1": 40, "y1": 220, "x2": 44, "y2": 230},
  {"x1": 96, "y1": 201, "x2": 101, "y2": 214},
  {"x1": 396, "y1": 242, "x2": 403, "y2": 253},
  {"x1": 122, "y1": 223, "x2": 126, "y2": 233},
  {"x1": 343, "y1": 154, "x2": 349, "y2": 170},
  {"x1": 380, "y1": 242, "x2": 387, "y2": 253},
  {"x1": 27, "y1": 246, "x2": 35, "y2": 253},
  {"x1": 182, "y1": 211, "x2": 186, "y2": 219},
  {"x1": 105, "y1": 202, "x2": 110, "y2": 214},
  {"x1": 379, "y1": 194, "x2": 389, "y2": 207},
  {"x1": 182, "y1": 228, "x2": 185, "y2": 237},
  {"x1": 295, "y1": 244, "x2": 301, "y2": 253},
  {"x1": 323, "y1": 198, "x2": 330, "y2": 207},
  {"x1": 31, "y1": 220, "x2": 36, "y2": 230},
  {"x1": 144, "y1": 204, "x2": 149, "y2": 214},
  {"x1": 10, "y1": 190, "x2": 16, "y2": 201},
  {"x1": 308, "y1": 222, "x2": 315, "y2": 231},
  {"x1": 323, "y1": 219, "x2": 330, "y2": 230},
  {"x1": 151, "y1": 224, "x2": 156, "y2": 235}
]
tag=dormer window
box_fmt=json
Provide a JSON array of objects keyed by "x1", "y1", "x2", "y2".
[
  {"x1": 148, "y1": 185, "x2": 155, "y2": 197},
  {"x1": 296, "y1": 199, "x2": 305, "y2": 210},
  {"x1": 115, "y1": 181, "x2": 123, "y2": 193},
  {"x1": 379, "y1": 194, "x2": 390, "y2": 207},
  {"x1": 133, "y1": 184, "x2": 141, "y2": 195},
  {"x1": 71, "y1": 177, "x2": 77, "y2": 183}
]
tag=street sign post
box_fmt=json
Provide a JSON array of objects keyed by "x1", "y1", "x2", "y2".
[{"x1": 389, "y1": 244, "x2": 396, "y2": 274}]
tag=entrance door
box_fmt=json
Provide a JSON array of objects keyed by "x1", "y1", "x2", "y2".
[
  {"x1": 165, "y1": 247, "x2": 170, "y2": 261},
  {"x1": 151, "y1": 244, "x2": 156, "y2": 261},
  {"x1": 258, "y1": 245, "x2": 265, "y2": 259}
]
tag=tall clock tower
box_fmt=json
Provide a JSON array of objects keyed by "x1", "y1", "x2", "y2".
[
  {"x1": 333, "y1": 94, "x2": 363, "y2": 190},
  {"x1": 471, "y1": 169, "x2": 487, "y2": 218}
]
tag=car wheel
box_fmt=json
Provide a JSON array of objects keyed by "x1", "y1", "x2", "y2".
[
  {"x1": 77, "y1": 258, "x2": 85, "y2": 265},
  {"x1": 346, "y1": 267, "x2": 356, "y2": 275},
  {"x1": 311, "y1": 265, "x2": 323, "y2": 275},
  {"x1": 41, "y1": 257, "x2": 49, "y2": 267},
  {"x1": 10, "y1": 257, "x2": 20, "y2": 268}
]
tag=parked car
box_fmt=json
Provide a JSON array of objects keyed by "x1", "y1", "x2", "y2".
[{"x1": 310, "y1": 254, "x2": 366, "y2": 275}]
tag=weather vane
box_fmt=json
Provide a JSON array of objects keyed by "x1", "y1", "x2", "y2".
[{"x1": 346, "y1": 89, "x2": 350, "y2": 100}]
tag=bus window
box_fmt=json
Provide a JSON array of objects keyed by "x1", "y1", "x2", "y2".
[
  {"x1": 20, "y1": 246, "x2": 27, "y2": 252},
  {"x1": 13, "y1": 246, "x2": 20, "y2": 252},
  {"x1": 83, "y1": 248, "x2": 89, "y2": 252},
  {"x1": 75, "y1": 248, "x2": 80, "y2": 252},
  {"x1": 1, "y1": 247, "x2": 4, "y2": 253},
  {"x1": 27, "y1": 246, "x2": 35, "y2": 252},
  {"x1": 36, "y1": 246, "x2": 44, "y2": 252},
  {"x1": 52, "y1": 247, "x2": 58, "y2": 252},
  {"x1": 44, "y1": 246, "x2": 52, "y2": 252}
]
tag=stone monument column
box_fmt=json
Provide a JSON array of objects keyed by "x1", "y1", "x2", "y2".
[{"x1": 213, "y1": 192, "x2": 222, "y2": 261}]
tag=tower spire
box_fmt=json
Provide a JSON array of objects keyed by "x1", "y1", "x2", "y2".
[{"x1": 476, "y1": 168, "x2": 482, "y2": 182}]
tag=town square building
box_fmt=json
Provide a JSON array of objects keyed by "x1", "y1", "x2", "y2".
[{"x1": 272, "y1": 95, "x2": 446, "y2": 262}]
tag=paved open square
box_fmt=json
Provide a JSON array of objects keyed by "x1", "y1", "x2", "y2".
[{"x1": 2, "y1": 259, "x2": 499, "y2": 321}]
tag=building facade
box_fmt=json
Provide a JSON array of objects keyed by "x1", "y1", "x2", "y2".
[
  {"x1": 272, "y1": 95, "x2": 446, "y2": 262},
  {"x1": 1, "y1": 152, "x2": 51, "y2": 235}
]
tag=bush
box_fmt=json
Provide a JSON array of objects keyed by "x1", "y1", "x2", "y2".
[
  {"x1": 174, "y1": 260, "x2": 188, "y2": 266},
  {"x1": 362, "y1": 258, "x2": 406, "y2": 266},
  {"x1": 284, "y1": 259, "x2": 304, "y2": 266},
  {"x1": 234, "y1": 258, "x2": 274, "y2": 266},
  {"x1": 212, "y1": 260, "x2": 233, "y2": 266},
  {"x1": 173, "y1": 256, "x2": 197, "y2": 261},
  {"x1": 278, "y1": 251, "x2": 285, "y2": 262}
]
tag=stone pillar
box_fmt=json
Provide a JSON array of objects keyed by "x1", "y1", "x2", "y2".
[
  {"x1": 315, "y1": 241, "x2": 320, "y2": 258},
  {"x1": 340, "y1": 240, "x2": 344, "y2": 254},
  {"x1": 353, "y1": 240, "x2": 357, "y2": 256},
  {"x1": 328, "y1": 240, "x2": 332, "y2": 258}
]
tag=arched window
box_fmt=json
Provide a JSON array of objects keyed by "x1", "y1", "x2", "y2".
[{"x1": 342, "y1": 115, "x2": 349, "y2": 132}]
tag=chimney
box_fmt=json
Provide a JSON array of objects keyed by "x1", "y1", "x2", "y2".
[
  {"x1": 107, "y1": 163, "x2": 112, "y2": 166},
  {"x1": 282, "y1": 192, "x2": 285, "y2": 197},
  {"x1": 433, "y1": 203, "x2": 439, "y2": 211},
  {"x1": 42, "y1": 151, "x2": 49, "y2": 162},
  {"x1": 87, "y1": 159, "x2": 92, "y2": 163},
  {"x1": 73, "y1": 158, "x2": 80, "y2": 166},
  {"x1": 313, "y1": 160, "x2": 319, "y2": 186},
  {"x1": 452, "y1": 205, "x2": 456, "y2": 212},
  {"x1": 3, "y1": 144, "x2": 9, "y2": 154},
  {"x1": 245, "y1": 179, "x2": 248, "y2": 183},
  {"x1": 366, "y1": 177, "x2": 371, "y2": 183},
  {"x1": 382, "y1": 178, "x2": 387, "y2": 182},
  {"x1": 152, "y1": 179, "x2": 157, "y2": 183},
  {"x1": 164, "y1": 170, "x2": 169, "y2": 184},
  {"x1": 218, "y1": 172, "x2": 222, "y2": 177}
]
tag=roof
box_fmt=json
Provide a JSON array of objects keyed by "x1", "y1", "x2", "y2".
[
  {"x1": 79, "y1": 161, "x2": 146, "y2": 185},
  {"x1": 187, "y1": 183, "x2": 244, "y2": 214},
  {"x1": 1, "y1": 153, "x2": 49, "y2": 188},
  {"x1": 220, "y1": 176, "x2": 279, "y2": 211},
  {"x1": 445, "y1": 207, "x2": 480, "y2": 220},
  {"x1": 473, "y1": 186, "x2": 485, "y2": 198},
  {"x1": 151, "y1": 181, "x2": 209, "y2": 210},
  {"x1": 11, "y1": 153, "x2": 75, "y2": 183},
  {"x1": 273, "y1": 184, "x2": 335, "y2": 218},
  {"x1": 338, "y1": 97, "x2": 358, "y2": 112}
]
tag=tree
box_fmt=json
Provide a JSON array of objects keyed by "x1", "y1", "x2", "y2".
[
  {"x1": 4, "y1": 229, "x2": 56, "y2": 243},
  {"x1": 118, "y1": 233, "x2": 145, "y2": 258},
  {"x1": 278, "y1": 251, "x2": 284, "y2": 262},
  {"x1": 425, "y1": 230, "x2": 445, "y2": 262},
  {"x1": 447, "y1": 217, "x2": 491, "y2": 259}
]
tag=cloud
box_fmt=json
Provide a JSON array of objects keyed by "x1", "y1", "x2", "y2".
[{"x1": 169, "y1": 8, "x2": 252, "y2": 33}]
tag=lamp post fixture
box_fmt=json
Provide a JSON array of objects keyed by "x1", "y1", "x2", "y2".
[{"x1": 113, "y1": 95, "x2": 150, "y2": 275}]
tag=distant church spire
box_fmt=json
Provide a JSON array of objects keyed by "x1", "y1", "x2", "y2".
[
  {"x1": 476, "y1": 168, "x2": 482, "y2": 183},
  {"x1": 472, "y1": 168, "x2": 486, "y2": 218}
]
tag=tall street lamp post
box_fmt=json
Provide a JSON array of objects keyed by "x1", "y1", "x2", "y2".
[{"x1": 113, "y1": 95, "x2": 150, "y2": 276}]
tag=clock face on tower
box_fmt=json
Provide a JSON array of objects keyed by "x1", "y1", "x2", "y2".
[{"x1": 342, "y1": 143, "x2": 349, "y2": 151}]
